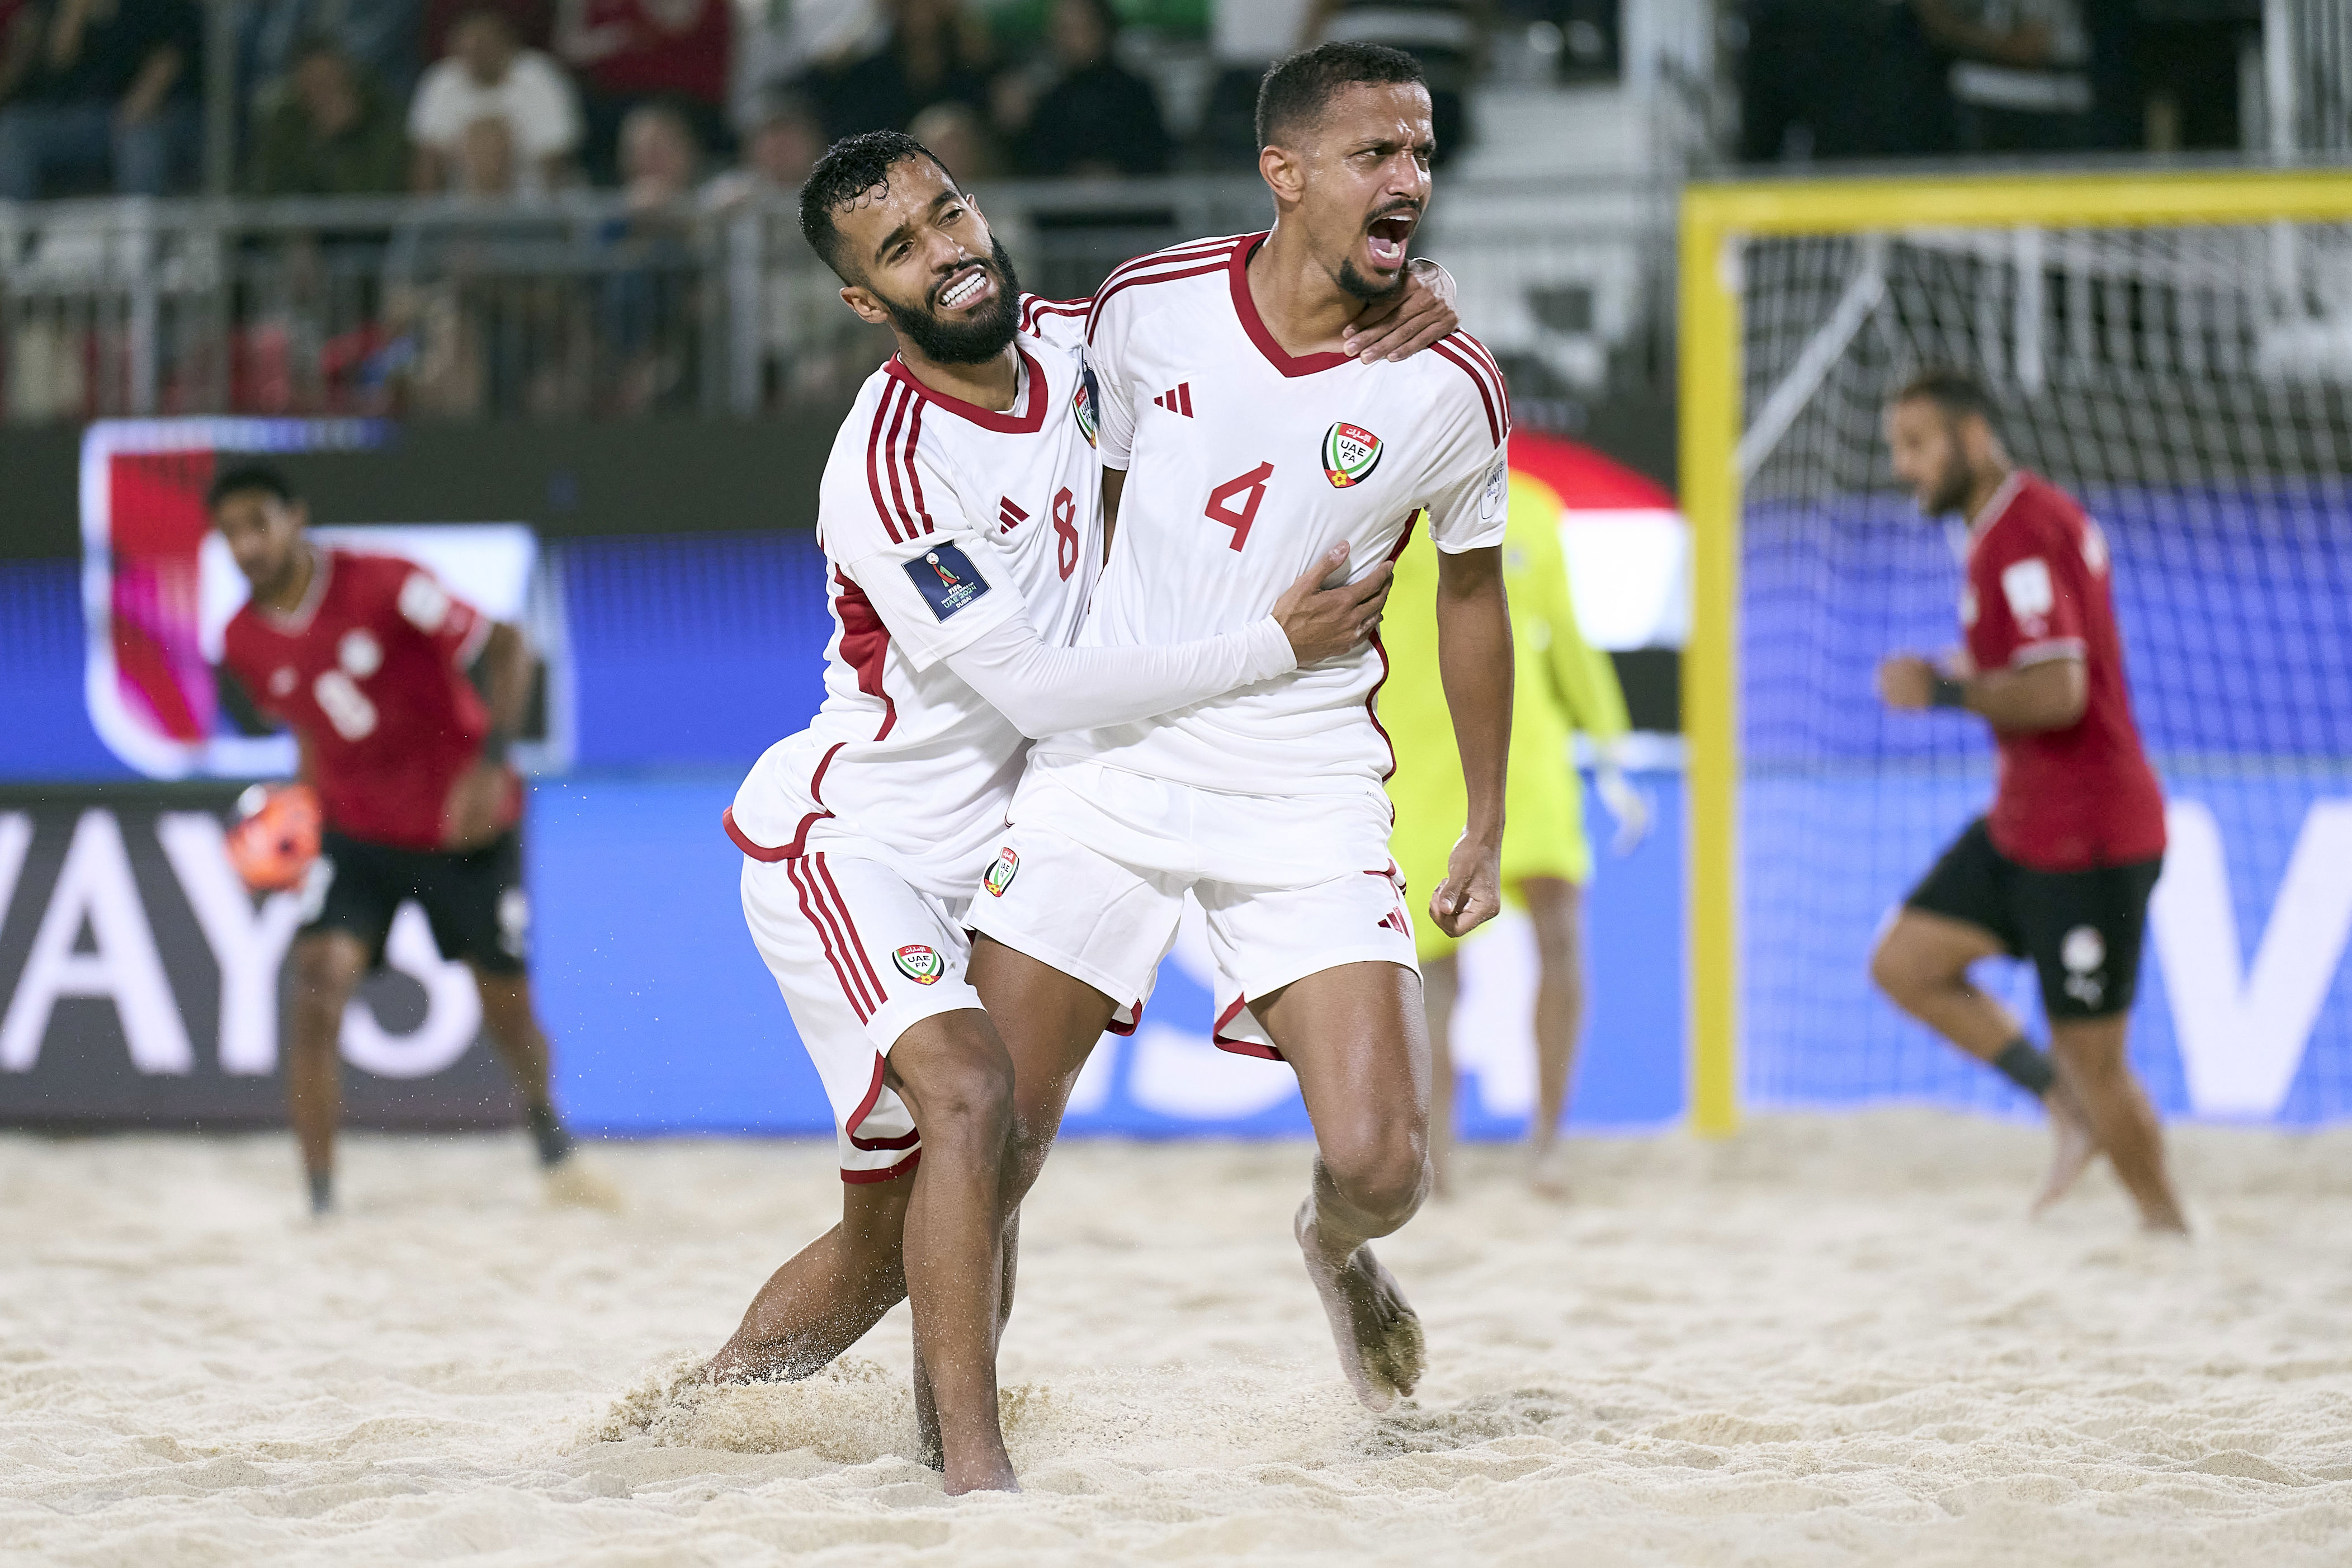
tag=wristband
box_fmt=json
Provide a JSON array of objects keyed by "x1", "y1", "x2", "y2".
[{"x1": 1928, "y1": 675, "x2": 1968, "y2": 710}]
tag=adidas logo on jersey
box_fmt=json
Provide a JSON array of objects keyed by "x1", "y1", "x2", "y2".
[
  {"x1": 1153, "y1": 382, "x2": 1194, "y2": 417},
  {"x1": 998, "y1": 497, "x2": 1028, "y2": 534}
]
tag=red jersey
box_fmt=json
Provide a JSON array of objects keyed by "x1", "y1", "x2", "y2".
[
  {"x1": 1961, "y1": 471, "x2": 2165, "y2": 872},
  {"x1": 554, "y1": 0, "x2": 729, "y2": 105},
  {"x1": 221, "y1": 549, "x2": 518, "y2": 852}
]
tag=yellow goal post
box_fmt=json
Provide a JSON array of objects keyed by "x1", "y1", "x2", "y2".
[{"x1": 1678, "y1": 167, "x2": 2352, "y2": 1137}]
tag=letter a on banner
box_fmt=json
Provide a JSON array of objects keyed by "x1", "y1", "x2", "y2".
[
  {"x1": 0, "y1": 811, "x2": 193, "y2": 1073},
  {"x1": 2151, "y1": 799, "x2": 2352, "y2": 1117}
]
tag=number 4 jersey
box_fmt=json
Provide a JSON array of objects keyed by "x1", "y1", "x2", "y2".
[
  {"x1": 1038, "y1": 232, "x2": 1512, "y2": 799},
  {"x1": 726, "y1": 302, "x2": 1111, "y2": 898}
]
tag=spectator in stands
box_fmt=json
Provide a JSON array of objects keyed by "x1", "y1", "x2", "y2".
[
  {"x1": 409, "y1": 6, "x2": 583, "y2": 193},
  {"x1": 999, "y1": 0, "x2": 1168, "y2": 177},
  {"x1": 554, "y1": 0, "x2": 731, "y2": 186},
  {"x1": 703, "y1": 87, "x2": 822, "y2": 205},
  {"x1": 243, "y1": 0, "x2": 426, "y2": 110},
  {"x1": 1738, "y1": 0, "x2": 1952, "y2": 162},
  {"x1": 423, "y1": 0, "x2": 550, "y2": 60},
  {"x1": 909, "y1": 98, "x2": 997, "y2": 178},
  {"x1": 0, "y1": 0, "x2": 202, "y2": 199},
  {"x1": 0, "y1": 0, "x2": 41, "y2": 107},
  {"x1": 249, "y1": 36, "x2": 410, "y2": 194},
  {"x1": 1300, "y1": 0, "x2": 1484, "y2": 166},
  {"x1": 1912, "y1": 0, "x2": 2100, "y2": 153},
  {"x1": 799, "y1": 0, "x2": 993, "y2": 144}
]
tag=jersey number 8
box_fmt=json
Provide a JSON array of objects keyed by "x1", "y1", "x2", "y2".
[{"x1": 1052, "y1": 485, "x2": 1079, "y2": 580}]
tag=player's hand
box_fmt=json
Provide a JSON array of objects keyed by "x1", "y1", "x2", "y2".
[
  {"x1": 1594, "y1": 762, "x2": 1652, "y2": 856},
  {"x1": 1341, "y1": 258, "x2": 1458, "y2": 364},
  {"x1": 440, "y1": 758, "x2": 515, "y2": 851},
  {"x1": 1273, "y1": 542, "x2": 1393, "y2": 665},
  {"x1": 1876, "y1": 653, "x2": 1938, "y2": 711},
  {"x1": 1428, "y1": 830, "x2": 1502, "y2": 939}
]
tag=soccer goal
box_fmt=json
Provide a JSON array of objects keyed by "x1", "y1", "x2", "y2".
[{"x1": 1680, "y1": 171, "x2": 2352, "y2": 1135}]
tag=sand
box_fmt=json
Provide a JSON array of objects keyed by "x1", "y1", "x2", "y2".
[{"x1": 4, "y1": 1112, "x2": 2351, "y2": 1566}]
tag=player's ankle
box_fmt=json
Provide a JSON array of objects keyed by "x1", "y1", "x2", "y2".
[
  {"x1": 525, "y1": 1101, "x2": 574, "y2": 1167},
  {"x1": 305, "y1": 1168, "x2": 334, "y2": 1215},
  {"x1": 1991, "y1": 1037, "x2": 2057, "y2": 1098}
]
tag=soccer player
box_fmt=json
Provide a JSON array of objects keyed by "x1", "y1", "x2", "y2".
[
  {"x1": 703, "y1": 130, "x2": 1454, "y2": 1491},
  {"x1": 210, "y1": 465, "x2": 606, "y2": 1217},
  {"x1": 965, "y1": 41, "x2": 1515, "y2": 1413},
  {"x1": 1869, "y1": 367, "x2": 2188, "y2": 1234},
  {"x1": 1382, "y1": 470, "x2": 1647, "y2": 1199}
]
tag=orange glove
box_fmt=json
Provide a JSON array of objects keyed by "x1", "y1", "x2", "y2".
[{"x1": 225, "y1": 782, "x2": 323, "y2": 892}]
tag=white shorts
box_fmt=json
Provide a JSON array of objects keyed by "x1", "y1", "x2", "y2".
[
  {"x1": 739, "y1": 847, "x2": 983, "y2": 1182},
  {"x1": 966, "y1": 759, "x2": 1418, "y2": 1060}
]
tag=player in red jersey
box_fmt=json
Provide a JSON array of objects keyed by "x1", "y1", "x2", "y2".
[
  {"x1": 211, "y1": 464, "x2": 609, "y2": 1217},
  {"x1": 1869, "y1": 369, "x2": 2187, "y2": 1233}
]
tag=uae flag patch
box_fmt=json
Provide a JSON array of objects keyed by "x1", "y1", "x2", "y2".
[{"x1": 1321, "y1": 422, "x2": 1383, "y2": 488}]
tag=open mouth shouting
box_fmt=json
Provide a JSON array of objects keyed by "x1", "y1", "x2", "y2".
[
  {"x1": 1363, "y1": 207, "x2": 1419, "y2": 272},
  {"x1": 934, "y1": 261, "x2": 998, "y2": 313}
]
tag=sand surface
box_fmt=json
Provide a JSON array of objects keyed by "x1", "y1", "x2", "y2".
[{"x1": 4, "y1": 1112, "x2": 2351, "y2": 1565}]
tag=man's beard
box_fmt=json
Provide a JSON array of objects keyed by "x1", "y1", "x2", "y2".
[
  {"x1": 1337, "y1": 256, "x2": 1408, "y2": 303},
  {"x1": 1923, "y1": 450, "x2": 1974, "y2": 515},
  {"x1": 882, "y1": 238, "x2": 1023, "y2": 364}
]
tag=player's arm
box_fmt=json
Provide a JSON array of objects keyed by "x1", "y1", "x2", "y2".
[
  {"x1": 1878, "y1": 653, "x2": 2086, "y2": 732},
  {"x1": 470, "y1": 621, "x2": 536, "y2": 757},
  {"x1": 1101, "y1": 467, "x2": 1125, "y2": 558},
  {"x1": 1430, "y1": 544, "x2": 1511, "y2": 936}
]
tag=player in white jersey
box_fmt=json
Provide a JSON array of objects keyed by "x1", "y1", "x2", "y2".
[
  {"x1": 966, "y1": 44, "x2": 1515, "y2": 1413},
  {"x1": 697, "y1": 130, "x2": 1456, "y2": 1491}
]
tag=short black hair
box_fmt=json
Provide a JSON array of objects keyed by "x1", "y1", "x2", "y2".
[
  {"x1": 799, "y1": 130, "x2": 958, "y2": 283},
  {"x1": 206, "y1": 462, "x2": 299, "y2": 513},
  {"x1": 1255, "y1": 42, "x2": 1426, "y2": 150},
  {"x1": 1893, "y1": 366, "x2": 2002, "y2": 434}
]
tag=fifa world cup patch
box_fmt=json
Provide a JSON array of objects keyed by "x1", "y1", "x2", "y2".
[
  {"x1": 1071, "y1": 364, "x2": 1102, "y2": 448},
  {"x1": 892, "y1": 944, "x2": 946, "y2": 984},
  {"x1": 983, "y1": 848, "x2": 1018, "y2": 898},
  {"x1": 1321, "y1": 422, "x2": 1383, "y2": 488},
  {"x1": 903, "y1": 544, "x2": 992, "y2": 621}
]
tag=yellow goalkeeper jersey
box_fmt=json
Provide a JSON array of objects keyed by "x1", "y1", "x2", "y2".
[{"x1": 1381, "y1": 473, "x2": 1631, "y2": 958}]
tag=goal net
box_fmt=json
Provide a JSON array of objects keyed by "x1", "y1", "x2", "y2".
[{"x1": 1684, "y1": 174, "x2": 2352, "y2": 1130}]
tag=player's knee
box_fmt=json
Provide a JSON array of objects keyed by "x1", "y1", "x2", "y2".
[
  {"x1": 1868, "y1": 928, "x2": 1928, "y2": 1003},
  {"x1": 906, "y1": 1050, "x2": 1014, "y2": 1150},
  {"x1": 290, "y1": 938, "x2": 362, "y2": 1008},
  {"x1": 1324, "y1": 1124, "x2": 1429, "y2": 1227}
]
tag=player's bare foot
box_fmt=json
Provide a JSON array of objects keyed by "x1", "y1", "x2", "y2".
[
  {"x1": 1295, "y1": 1199, "x2": 1425, "y2": 1412},
  {"x1": 543, "y1": 1156, "x2": 625, "y2": 1212},
  {"x1": 1528, "y1": 1142, "x2": 1572, "y2": 1202},
  {"x1": 943, "y1": 1456, "x2": 1019, "y2": 1495},
  {"x1": 2029, "y1": 1084, "x2": 2098, "y2": 1218}
]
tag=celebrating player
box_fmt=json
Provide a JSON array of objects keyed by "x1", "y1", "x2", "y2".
[
  {"x1": 210, "y1": 465, "x2": 607, "y2": 1217},
  {"x1": 1869, "y1": 368, "x2": 2188, "y2": 1234},
  {"x1": 702, "y1": 130, "x2": 1455, "y2": 1493},
  {"x1": 967, "y1": 42, "x2": 1515, "y2": 1412},
  {"x1": 1383, "y1": 469, "x2": 1647, "y2": 1199}
]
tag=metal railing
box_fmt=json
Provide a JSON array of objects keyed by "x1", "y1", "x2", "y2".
[{"x1": 0, "y1": 176, "x2": 1679, "y2": 426}]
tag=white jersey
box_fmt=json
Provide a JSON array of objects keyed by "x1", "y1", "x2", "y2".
[
  {"x1": 728, "y1": 300, "x2": 1107, "y2": 898},
  {"x1": 1033, "y1": 232, "x2": 1512, "y2": 797}
]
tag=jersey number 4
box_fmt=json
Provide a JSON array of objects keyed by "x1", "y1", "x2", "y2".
[{"x1": 1204, "y1": 462, "x2": 1273, "y2": 552}]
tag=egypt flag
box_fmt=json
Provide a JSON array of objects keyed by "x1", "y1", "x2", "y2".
[{"x1": 1510, "y1": 431, "x2": 1687, "y2": 651}]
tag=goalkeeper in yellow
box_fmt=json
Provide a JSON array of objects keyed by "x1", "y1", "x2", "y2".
[{"x1": 1383, "y1": 473, "x2": 1648, "y2": 1197}]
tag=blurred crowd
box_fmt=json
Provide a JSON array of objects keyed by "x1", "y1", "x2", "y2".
[{"x1": 0, "y1": 0, "x2": 1545, "y2": 203}]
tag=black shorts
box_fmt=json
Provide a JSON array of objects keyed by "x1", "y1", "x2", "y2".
[
  {"x1": 299, "y1": 829, "x2": 530, "y2": 975},
  {"x1": 1904, "y1": 818, "x2": 2160, "y2": 1022}
]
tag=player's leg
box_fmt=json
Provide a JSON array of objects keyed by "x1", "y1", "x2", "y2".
[
  {"x1": 1252, "y1": 961, "x2": 1432, "y2": 1413},
  {"x1": 881, "y1": 1007, "x2": 1018, "y2": 1493},
  {"x1": 285, "y1": 929, "x2": 369, "y2": 1212},
  {"x1": 1419, "y1": 952, "x2": 1460, "y2": 1199},
  {"x1": 708, "y1": 1174, "x2": 914, "y2": 1380},
  {"x1": 1872, "y1": 820, "x2": 2096, "y2": 1211},
  {"x1": 1520, "y1": 874, "x2": 1586, "y2": 1194},
  {"x1": 2048, "y1": 1014, "x2": 2186, "y2": 1232},
  {"x1": 2024, "y1": 856, "x2": 2185, "y2": 1233}
]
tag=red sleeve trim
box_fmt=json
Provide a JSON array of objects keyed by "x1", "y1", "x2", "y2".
[{"x1": 1428, "y1": 334, "x2": 1510, "y2": 447}]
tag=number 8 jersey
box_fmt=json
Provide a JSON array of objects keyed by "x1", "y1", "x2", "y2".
[
  {"x1": 725, "y1": 303, "x2": 1109, "y2": 898},
  {"x1": 1037, "y1": 232, "x2": 1512, "y2": 799}
]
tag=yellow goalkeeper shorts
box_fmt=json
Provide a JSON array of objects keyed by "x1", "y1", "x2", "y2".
[{"x1": 1388, "y1": 752, "x2": 1593, "y2": 965}]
